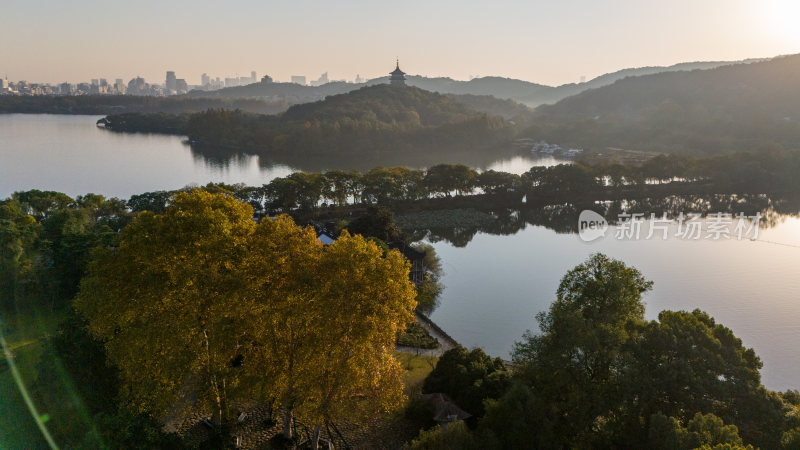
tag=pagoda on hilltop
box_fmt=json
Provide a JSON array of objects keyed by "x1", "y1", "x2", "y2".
[{"x1": 389, "y1": 59, "x2": 407, "y2": 86}]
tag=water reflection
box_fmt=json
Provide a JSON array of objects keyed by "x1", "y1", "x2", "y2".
[
  {"x1": 402, "y1": 194, "x2": 797, "y2": 247},
  {"x1": 406, "y1": 194, "x2": 800, "y2": 390},
  {"x1": 187, "y1": 142, "x2": 556, "y2": 175},
  {"x1": 0, "y1": 114, "x2": 560, "y2": 198},
  {"x1": 0, "y1": 115, "x2": 294, "y2": 198},
  {"x1": 485, "y1": 154, "x2": 569, "y2": 174}
]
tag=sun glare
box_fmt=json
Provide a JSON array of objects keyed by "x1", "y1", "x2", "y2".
[{"x1": 762, "y1": 0, "x2": 800, "y2": 45}]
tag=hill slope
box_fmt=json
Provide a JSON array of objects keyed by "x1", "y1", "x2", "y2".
[
  {"x1": 278, "y1": 83, "x2": 487, "y2": 127},
  {"x1": 528, "y1": 54, "x2": 800, "y2": 155},
  {"x1": 183, "y1": 84, "x2": 515, "y2": 159}
]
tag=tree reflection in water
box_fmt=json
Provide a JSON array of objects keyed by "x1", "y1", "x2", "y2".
[{"x1": 401, "y1": 194, "x2": 800, "y2": 247}]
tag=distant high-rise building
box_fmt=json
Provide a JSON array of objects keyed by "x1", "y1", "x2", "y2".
[
  {"x1": 0, "y1": 77, "x2": 7, "y2": 90},
  {"x1": 389, "y1": 59, "x2": 406, "y2": 86},
  {"x1": 201, "y1": 73, "x2": 210, "y2": 86},
  {"x1": 290, "y1": 75, "x2": 306, "y2": 85},
  {"x1": 310, "y1": 72, "x2": 329, "y2": 87},
  {"x1": 58, "y1": 82, "x2": 72, "y2": 95},
  {"x1": 251, "y1": 71, "x2": 257, "y2": 83},
  {"x1": 127, "y1": 77, "x2": 147, "y2": 95},
  {"x1": 175, "y1": 78, "x2": 188, "y2": 94},
  {"x1": 91, "y1": 78, "x2": 99, "y2": 86},
  {"x1": 580, "y1": 75, "x2": 586, "y2": 83},
  {"x1": 166, "y1": 71, "x2": 176, "y2": 92},
  {"x1": 355, "y1": 74, "x2": 364, "y2": 83},
  {"x1": 261, "y1": 75, "x2": 273, "y2": 84}
]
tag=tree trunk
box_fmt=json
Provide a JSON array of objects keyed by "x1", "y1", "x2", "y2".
[
  {"x1": 311, "y1": 424, "x2": 321, "y2": 450},
  {"x1": 282, "y1": 409, "x2": 293, "y2": 440},
  {"x1": 266, "y1": 399, "x2": 274, "y2": 422},
  {"x1": 202, "y1": 330, "x2": 226, "y2": 430}
]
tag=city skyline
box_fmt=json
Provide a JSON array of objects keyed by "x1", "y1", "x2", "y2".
[
  {"x1": 1, "y1": 0, "x2": 799, "y2": 86},
  {"x1": 0, "y1": 67, "x2": 384, "y2": 89}
]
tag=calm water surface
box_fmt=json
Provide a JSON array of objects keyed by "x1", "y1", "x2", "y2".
[
  {"x1": 0, "y1": 114, "x2": 553, "y2": 198},
  {"x1": 0, "y1": 114, "x2": 294, "y2": 198},
  {"x1": 427, "y1": 218, "x2": 800, "y2": 391}
]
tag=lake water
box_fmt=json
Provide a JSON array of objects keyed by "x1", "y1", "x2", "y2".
[
  {"x1": 2, "y1": 114, "x2": 797, "y2": 391},
  {"x1": 0, "y1": 114, "x2": 294, "y2": 199},
  {"x1": 0, "y1": 114, "x2": 554, "y2": 199},
  {"x1": 427, "y1": 216, "x2": 800, "y2": 391}
]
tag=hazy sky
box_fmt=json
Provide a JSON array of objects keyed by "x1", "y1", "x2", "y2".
[{"x1": 2, "y1": 0, "x2": 799, "y2": 86}]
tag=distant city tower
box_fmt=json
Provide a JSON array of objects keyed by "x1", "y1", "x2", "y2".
[
  {"x1": 166, "y1": 71, "x2": 176, "y2": 92},
  {"x1": 389, "y1": 59, "x2": 406, "y2": 86}
]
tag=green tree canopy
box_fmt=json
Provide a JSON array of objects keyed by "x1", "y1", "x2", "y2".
[
  {"x1": 481, "y1": 253, "x2": 795, "y2": 449},
  {"x1": 423, "y1": 164, "x2": 478, "y2": 197},
  {"x1": 422, "y1": 347, "x2": 509, "y2": 419}
]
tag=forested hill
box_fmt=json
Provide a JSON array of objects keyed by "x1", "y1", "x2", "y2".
[
  {"x1": 387, "y1": 76, "x2": 554, "y2": 105},
  {"x1": 105, "y1": 84, "x2": 516, "y2": 160},
  {"x1": 396, "y1": 60, "x2": 752, "y2": 106},
  {"x1": 527, "y1": 54, "x2": 800, "y2": 155},
  {"x1": 446, "y1": 93, "x2": 534, "y2": 122},
  {"x1": 185, "y1": 85, "x2": 513, "y2": 156},
  {"x1": 279, "y1": 83, "x2": 498, "y2": 128}
]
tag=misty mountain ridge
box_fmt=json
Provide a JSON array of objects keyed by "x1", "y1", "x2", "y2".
[
  {"x1": 527, "y1": 53, "x2": 800, "y2": 155},
  {"x1": 189, "y1": 57, "x2": 766, "y2": 107}
]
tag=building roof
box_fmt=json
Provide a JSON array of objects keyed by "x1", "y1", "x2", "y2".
[
  {"x1": 309, "y1": 221, "x2": 340, "y2": 246},
  {"x1": 318, "y1": 233, "x2": 336, "y2": 246},
  {"x1": 390, "y1": 59, "x2": 406, "y2": 77},
  {"x1": 420, "y1": 393, "x2": 472, "y2": 422}
]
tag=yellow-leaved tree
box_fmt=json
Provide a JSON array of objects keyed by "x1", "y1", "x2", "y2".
[
  {"x1": 242, "y1": 215, "x2": 324, "y2": 439},
  {"x1": 75, "y1": 191, "x2": 256, "y2": 429},
  {"x1": 304, "y1": 231, "x2": 417, "y2": 448},
  {"x1": 76, "y1": 191, "x2": 417, "y2": 448},
  {"x1": 244, "y1": 219, "x2": 418, "y2": 446}
]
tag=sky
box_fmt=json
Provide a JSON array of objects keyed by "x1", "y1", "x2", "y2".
[{"x1": 1, "y1": 0, "x2": 799, "y2": 86}]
